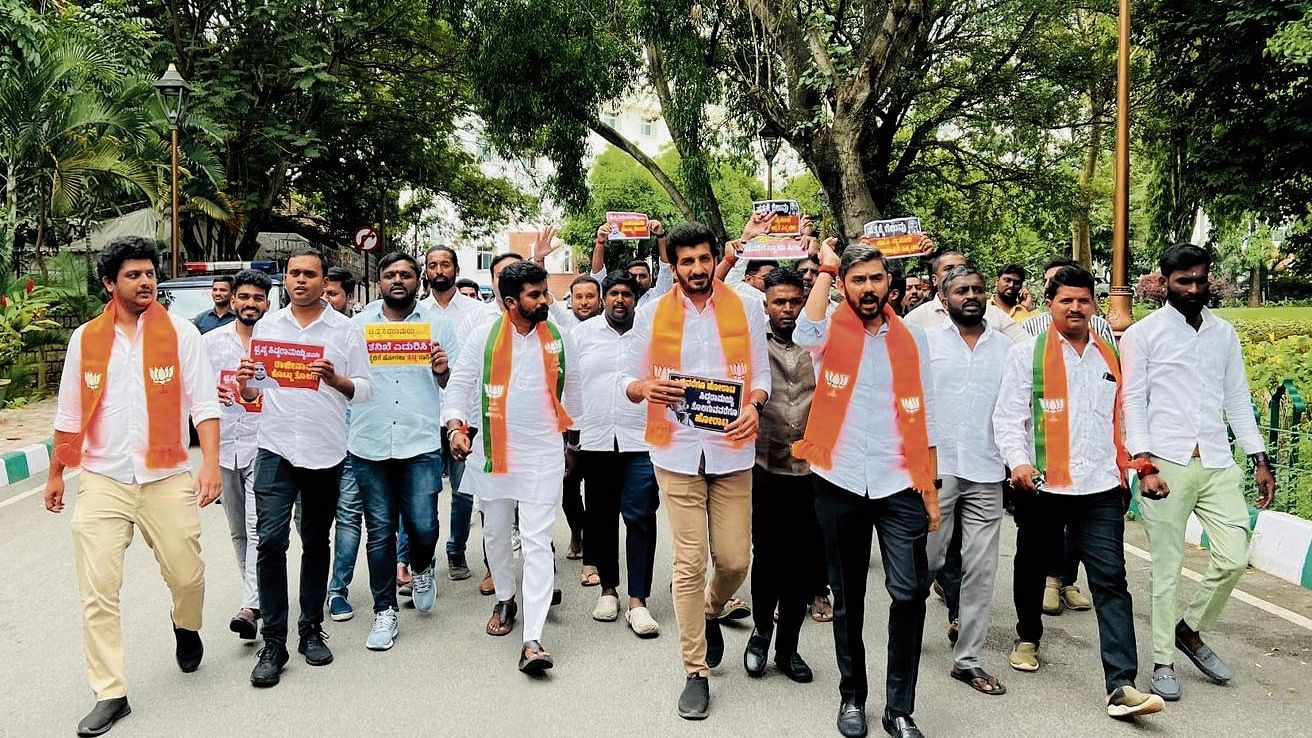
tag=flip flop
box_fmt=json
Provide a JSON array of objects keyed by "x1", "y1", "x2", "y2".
[
  {"x1": 566, "y1": 543, "x2": 583, "y2": 560},
  {"x1": 951, "y1": 666, "x2": 1007, "y2": 695},
  {"x1": 717, "y1": 598, "x2": 751, "y2": 622},
  {"x1": 580, "y1": 565, "x2": 601, "y2": 587},
  {"x1": 487, "y1": 600, "x2": 517, "y2": 636},
  {"x1": 811, "y1": 596, "x2": 834, "y2": 623}
]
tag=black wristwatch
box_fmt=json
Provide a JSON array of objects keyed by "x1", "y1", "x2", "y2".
[
  {"x1": 1250, "y1": 452, "x2": 1271, "y2": 469},
  {"x1": 751, "y1": 399, "x2": 766, "y2": 414}
]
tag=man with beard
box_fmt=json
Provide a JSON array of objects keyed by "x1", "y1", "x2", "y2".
[
  {"x1": 794, "y1": 240, "x2": 939, "y2": 738},
  {"x1": 242, "y1": 249, "x2": 374, "y2": 688},
  {"x1": 994, "y1": 265, "x2": 1165, "y2": 719},
  {"x1": 194, "y1": 275, "x2": 236, "y2": 334},
  {"x1": 903, "y1": 276, "x2": 927, "y2": 313},
  {"x1": 572, "y1": 270, "x2": 662, "y2": 634},
  {"x1": 421, "y1": 246, "x2": 492, "y2": 582},
  {"x1": 348, "y1": 252, "x2": 457, "y2": 651},
  {"x1": 743, "y1": 268, "x2": 822, "y2": 685},
  {"x1": 206, "y1": 269, "x2": 273, "y2": 642},
  {"x1": 924, "y1": 266, "x2": 1011, "y2": 698},
  {"x1": 444, "y1": 260, "x2": 581, "y2": 673},
  {"x1": 623, "y1": 221, "x2": 771, "y2": 720},
  {"x1": 46, "y1": 236, "x2": 222, "y2": 736},
  {"x1": 905, "y1": 251, "x2": 1026, "y2": 340},
  {"x1": 1121, "y1": 244, "x2": 1273, "y2": 702},
  {"x1": 993, "y1": 264, "x2": 1033, "y2": 322}
]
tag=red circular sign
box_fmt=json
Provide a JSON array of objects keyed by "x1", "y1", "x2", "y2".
[{"x1": 353, "y1": 226, "x2": 380, "y2": 253}]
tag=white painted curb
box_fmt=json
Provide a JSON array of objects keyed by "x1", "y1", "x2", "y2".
[{"x1": 1185, "y1": 509, "x2": 1312, "y2": 589}]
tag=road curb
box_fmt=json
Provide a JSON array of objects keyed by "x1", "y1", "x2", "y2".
[{"x1": 0, "y1": 439, "x2": 53, "y2": 488}]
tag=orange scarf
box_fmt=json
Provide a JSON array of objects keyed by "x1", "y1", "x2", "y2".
[
  {"x1": 792, "y1": 302, "x2": 936, "y2": 494},
  {"x1": 57, "y1": 300, "x2": 186, "y2": 469},
  {"x1": 645, "y1": 281, "x2": 752, "y2": 448},
  {"x1": 481, "y1": 315, "x2": 572, "y2": 474},
  {"x1": 1032, "y1": 329, "x2": 1128, "y2": 487}
]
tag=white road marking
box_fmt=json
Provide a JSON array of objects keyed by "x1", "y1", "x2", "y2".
[
  {"x1": 0, "y1": 470, "x2": 79, "y2": 510},
  {"x1": 1124, "y1": 542, "x2": 1312, "y2": 632}
]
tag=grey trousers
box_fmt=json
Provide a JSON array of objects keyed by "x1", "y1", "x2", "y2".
[
  {"x1": 925, "y1": 475, "x2": 1003, "y2": 670},
  {"x1": 221, "y1": 463, "x2": 260, "y2": 610}
]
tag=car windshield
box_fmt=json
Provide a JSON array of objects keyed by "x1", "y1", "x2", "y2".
[{"x1": 160, "y1": 282, "x2": 283, "y2": 319}]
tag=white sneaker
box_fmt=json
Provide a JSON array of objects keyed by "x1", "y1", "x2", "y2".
[
  {"x1": 366, "y1": 608, "x2": 399, "y2": 651},
  {"x1": 626, "y1": 606, "x2": 660, "y2": 637},
  {"x1": 592, "y1": 594, "x2": 620, "y2": 622}
]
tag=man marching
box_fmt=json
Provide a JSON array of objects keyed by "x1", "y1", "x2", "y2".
[
  {"x1": 794, "y1": 240, "x2": 939, "y2": 738},
  {"x1": 994, "y1": 265, "x2": 1165, "y2": 720},
  {"x1": 46, "y1": 236, "x2": 222, "y2": 737},
  {"x1": 443, "y1": 260, "x2": 581, "y2": 673},
  {"x1": 1122, "y1": 244, "x2": 1274, "y2": 701}
]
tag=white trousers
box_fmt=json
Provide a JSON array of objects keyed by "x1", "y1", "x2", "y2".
[
  {"x1": 482, "y1": 498, "x2": 556, "y2": 643},
  {"x1": 220, "y1": 464, "x2": 259, "y2": 610}
]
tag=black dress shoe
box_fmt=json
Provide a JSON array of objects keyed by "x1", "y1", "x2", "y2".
[
  {"x1": 744, "y1": 630, "x2": 769, "y2": 677},
  {"x1": 837, "y1": 702, "x2": 867, "y2": 738},
  {"x1": 882, "y1": 714, "x2": 924, "y2": 738},
  {"x1": 705, "y1": 617, "x2": 724, "y2": 668},
  {"x1": 677, "y1": 674, "x2": 710, "y2": 720},
  {"x1": 173, "y1": 623, "x2": 203, "y2": 673},
  {"x1": 229, "y1": 610, "x2": 259, "y2": 640},
  {"x1": 250, "y1": 644, "x2": 289, "y2": 688},
  {"x1": 76, "y1": 697, "x2": 131, "y2": 737},
  {"x1": 775, "y1": 652, "x2": 813, "y2": 683},
  {"x1": 298, "y1": 626, "x2": 333, "y2": 666}
]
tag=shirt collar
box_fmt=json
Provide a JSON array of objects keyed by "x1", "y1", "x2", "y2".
[
  {"x1": 274, "y1": 300, "x2": 334, "y2": 329},
  {"x1": 1161, "y1": 301, "x2": 1215, "y2": 331},
  {"x1": 361, "y1": 299, "x2": 426, "y2": 322}
]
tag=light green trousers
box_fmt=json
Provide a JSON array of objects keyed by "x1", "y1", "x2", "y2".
[{"x1": 1139, "y1": 457, "x2": 1250, "y2": 664}]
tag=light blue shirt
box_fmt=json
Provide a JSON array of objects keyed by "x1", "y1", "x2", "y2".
[{"x1": 347, "y1": 300, "x2": 458, "y2": 461}]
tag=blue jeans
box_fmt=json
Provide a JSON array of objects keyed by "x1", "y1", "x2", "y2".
[
  {"x1": 352, "y1": 451, "x2": 443, "y2": 612},
  {"x1": 444, "y1": 437, "x2": 473, "y2": 557},
  {"x1": 327, "y1": 457, "x2": 363, "y2": 600}
]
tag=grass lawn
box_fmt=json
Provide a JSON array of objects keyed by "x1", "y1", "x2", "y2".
[{"x1": 1213, "y1": 306, "x2": 1312, "y2": 324}]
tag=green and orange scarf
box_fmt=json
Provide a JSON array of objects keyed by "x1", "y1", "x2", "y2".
[
  {"x1": 57, "y1": 300, "x2": 187, "y2": 469},
  {"x1": 645, "y1": 280, "x2": 753, "y2": 448},
  {"x1": 480, "y1": 315, "x2": 572, "y2": 474},
  {"x1": 1031, "y1": 329, "x2": 1128, "y2": 487},
  {"x1": 792, "y1": 302, "x2": 936, "y2": 494}
]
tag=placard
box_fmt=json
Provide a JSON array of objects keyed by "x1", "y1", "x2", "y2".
[
  {"x1": 859, "y1": 217, "x2": 930, "y2": 259},
  {"x1": 606, "y1": 211, "x2": 651, "y2": 240},
  {"x1": 249, "y1": 339, "x2": 323, "y2": 390},
  {"x1": 365, "y1": 323, "x2": 432, "y2": 366},
  {"x1": 741, "y1": 235, "x2": 809, "y2": 261},
  {"x1": 752, "y1": 200, "x2": 802, "y2": 236},
  {"x1": 219, "y1": 369, "x2": 263, "y2": 413},
  {"x1": 668, "y1": 373, "x2": 743, "y2": 434}
]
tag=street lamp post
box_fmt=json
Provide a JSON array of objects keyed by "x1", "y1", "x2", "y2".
[
  {"x1": 1108, "y1": 0, "x2": 1134, "y2": 333},
  {"x1": 154, "y1": 64, "x2": 191, "y2": 279},
  {"x1": 759, "y1": 125, "x2": 783, "y2": 199}
]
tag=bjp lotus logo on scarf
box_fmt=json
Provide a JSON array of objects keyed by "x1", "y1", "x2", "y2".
[
  {"x1": 824, "y1": 370, "x2": 850, "y2": 395},
  {"x1": 653, "y1": 365, "x2": 675, "y2": 380},
  {"x1": 544, "y1": 339, "x2": 562, "y2": 354},
  {"x1": 1041, "y1": 398, "x2": 1065, "y2": 414},
  {"x1": 899, "y1": 397, "x2": 921, "y2": 414},
  {"x1": 483, "y1": 383, "x2": 505, "y2": 399},
  {"x1": 83, "y1": 372, "x2": 102, "y2": 390},
  {"x1": 727, "y1": 361, "x2": 748, "y2": 381},
  {"x1": 149, "y1": 365, "x2": 175, "y2": 385}
]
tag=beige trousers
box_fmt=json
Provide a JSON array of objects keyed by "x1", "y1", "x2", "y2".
[
  {"x1": 72, "y1": 471, "x2": 205, "y2": 699},
  {"x1": 655, "y1": 465, "x2": 752, "y2": 676}
]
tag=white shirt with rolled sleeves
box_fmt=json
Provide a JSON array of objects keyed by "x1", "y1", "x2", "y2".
[
  {"x1": 204, "y1": 321, "x2": 260, "y2": 469},
  {"x1": 905, "y1": 296, "x2": 1028, "y2": 342},
  {"x1": 622, "y1": 287, "x2": 772, "y2": 475},
  {"x1": 793, "y1": 312, "x2": 938, "y2": 499},
  {"x1": 420, "y1": 290, "x2": 486, "y2": 333},
  {"x1": 54, "y1": 310, "x2": 221, "y2": 485},
  {"x1": 441, "y1": 318, "x2": 582, "y2": 504},
  {"x1": 926, "y1": 319, "x2": 1011, "y2": 484},
  {"x1": 571, "y1": 316, "x2": 649, "y2": 452},
  {"x1": 992, "y1": 333, "x2": 1122, "y2": 496},
  {"x1": 1120, "y1": 303, "x2": 1264, "y2": 468},
  {"x1": 251, "y1": 303, "x2": 374, "y2": 469}
]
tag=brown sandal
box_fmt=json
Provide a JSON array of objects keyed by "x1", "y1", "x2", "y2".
[
  {"x1": 518, "y1": 640, "x2": 554, "y2": 673},
  {"x1": 487, "y1": 599, "x2": 517, "y2": 636},
  {"x1": 811, "y1": 595, "x2": 834, "y2": 623},
  {"x1": 580, "y1": 565, "x2": 601, "y2": 587}
]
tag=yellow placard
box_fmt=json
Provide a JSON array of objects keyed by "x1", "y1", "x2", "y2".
[{"x1": 365, "y1": 323, "x2": 432, "y2": 366}]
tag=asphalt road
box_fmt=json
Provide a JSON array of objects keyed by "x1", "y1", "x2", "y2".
[{"x1": 2, "y1": 452, "x2": 1310, "y2": 738}]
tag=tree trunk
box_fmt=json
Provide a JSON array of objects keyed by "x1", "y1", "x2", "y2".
[
  {"x1": 589, "y1": 120, "x2": 696, "y2": 224},
  {"x1": 1248, "y1": 264, "x2": 1262, "y2": 307},
  {"x1": 833, "y1": 120, "x2": 881, "y2": 242},
  {"x1": 2, "y1": 157, "x2": 18, "y2": 271},
  {"x1": 1072, "y1": 113, "x2": 1102, "y2": 270}
]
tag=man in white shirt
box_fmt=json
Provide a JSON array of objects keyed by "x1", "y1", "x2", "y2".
[
  {"x1": 445, "y1": 261, "x2": 582, "y2": 674},
  {"x1": 1121, "y1": 244, "x2": 1275, "y2": 702},
  {"x1": 45, "y1": 237, "x2": 222, "y2": 737},
  {"x1": 794, "y1": 241, "x2": 939, "y2": 738},
  {"x1": 240, "y1": 249, "x2": 374, "y2": 689},
  {"x1": 994, "y1": 265, "x2": 1165, "y2": 719},
  {"x1": 573, "y1": 270, "x2": 662, "y2": 634},
  {"x1": 623, "y1": 221, "x2": 770, "y2": 721},
  {"x1": 924, "y1": 265, "x2": 1011, "y2": 698},
  {"x1": 904, "y1": 250, "x2": 1028, "y2": 341},
  {"x1": 205, "y1": 269, "x2": 273, "y2": 642}
]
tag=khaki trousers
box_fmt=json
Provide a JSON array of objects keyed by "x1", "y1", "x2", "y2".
[
  {"x1": 72, "y1": 471, "x2": 205, "y2": 699},
  {"x1": 655, "y1": 465, "x2": 752, "y2": 676}
]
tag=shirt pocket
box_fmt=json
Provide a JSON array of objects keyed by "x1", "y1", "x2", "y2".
[{"x1": 1092, "y1": 375, "x2": 1119, "y2": 421}]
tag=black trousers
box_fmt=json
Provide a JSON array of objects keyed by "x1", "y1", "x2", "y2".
[
  {"x1": 751, "y1": 467, "x2": 823, "y2": 657},
  {"x1": 580, "y1": 450, "x2": 660, "y2": 598},
  {"x1": 933, "y1": 505, "x2": 964, "y2": 621},
  {"x1": 254, "y1": 450, "x2": 342, "y2": 644},
  {"x1": 1050, "y1": 524, "x2": 1083, "y2": 586},
  {"x1": 563, "y1": 462, "x2": 586, "y2": 537},
  {"x1": 814, "y1": 476, "x2": 928, "y2": 716},
  {"x1": 1014, "y1": 487, "x2": 1138, "y2": 692}
]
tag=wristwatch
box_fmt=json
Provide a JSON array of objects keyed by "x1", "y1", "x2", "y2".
[{"x1": 446, "y1": 425, "x2": 468, "y2": 441}]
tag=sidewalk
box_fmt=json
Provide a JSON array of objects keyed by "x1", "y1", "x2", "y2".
[{"x1": 0, "y1": 396, "x2": 56, "y2": 487}]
